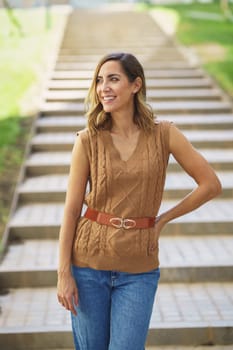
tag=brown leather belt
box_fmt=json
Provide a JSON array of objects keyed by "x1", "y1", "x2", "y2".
[{"x1": 84, "y1": 207, "x2": 155, "y2": 230}]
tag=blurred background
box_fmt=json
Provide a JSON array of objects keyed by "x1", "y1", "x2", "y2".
[{"x1": 0, "y1": 1, "x2": 232, "y2": 349}]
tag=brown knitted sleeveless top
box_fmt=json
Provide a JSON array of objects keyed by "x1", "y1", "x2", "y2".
[{"x1": 72, "y1": 120, "x2": 171, "y2": 273}]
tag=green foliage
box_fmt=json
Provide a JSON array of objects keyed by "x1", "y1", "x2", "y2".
[
  {"x1": 138, "y1": 1, "x2": 233, "y2": 96},
  {"x1": 0, "y1": 9, "x2": 65, "y2": 167},
  {"x1": 203, "y1": 48, "x2": 233, "y2": 95},
  {"x1": 170, "y1": 5, "x2": 233, "y2": 45},
  {"x1": 138, "y1": 0, "x2": 233, "y2": 14},
  {"x1": 0, "y1": 8, "x2": 65, "y2": 240}
]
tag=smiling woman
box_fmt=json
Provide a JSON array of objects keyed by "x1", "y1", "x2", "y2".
[
  {"x1": 86, "y1": 52, "x2": 154, "y2": 132},
  {"x1": 57, "y1": 52, "x2": 222, "y2": 350},
  {"x1": 96, "y1": 61, "x2": 140, "y2": 118}
]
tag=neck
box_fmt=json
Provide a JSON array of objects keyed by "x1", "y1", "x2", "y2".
[{"x1": 110, "y1": 111, "x2": 138, "y2": 136}]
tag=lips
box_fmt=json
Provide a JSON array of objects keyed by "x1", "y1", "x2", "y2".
[{"x1": 102, "y1": 96, "x2": 116, "y2": 102}]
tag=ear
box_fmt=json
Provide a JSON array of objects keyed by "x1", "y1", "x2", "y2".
[{"x1": 132, "y1": 77, "x2": 142, "y2": 94}]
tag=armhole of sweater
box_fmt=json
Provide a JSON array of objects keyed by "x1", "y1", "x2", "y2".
[
  {"x1": 76, "y1": 128, "x2": 91, "y2": 161},
  {"x1": 159, "y1": 120, "x2": 173, "y2": 161},
  {"x1": 162, "y1": 120, "x2": 173, "y2": 154}
]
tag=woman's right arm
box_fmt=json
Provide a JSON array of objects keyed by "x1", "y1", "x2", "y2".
[{"x1": 57, "y1": 133, "x2": 90, "y2": 315}]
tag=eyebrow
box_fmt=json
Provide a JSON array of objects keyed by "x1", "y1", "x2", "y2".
[{"x1": 97, "y1": 73, "x2": 121, "y2": 79}]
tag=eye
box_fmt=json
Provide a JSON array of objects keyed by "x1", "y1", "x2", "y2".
[
  {"x1": 96, "y1": 77, "x2": 102, "y2": 84},
  {"x1": 111, "y1": 77, "x2": 119, "y2": 82}
]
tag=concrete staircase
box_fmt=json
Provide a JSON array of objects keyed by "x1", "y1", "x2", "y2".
[{"x1": 0, "y1": 7, "x2": 233, "y2": 350}]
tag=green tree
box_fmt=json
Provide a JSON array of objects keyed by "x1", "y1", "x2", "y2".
[
  {"x1": 3, "y1": 0, "x2": 24, "y2": 35},
  {"x1": 220, "y1": 0, "x2": 232, "y2": 19}
]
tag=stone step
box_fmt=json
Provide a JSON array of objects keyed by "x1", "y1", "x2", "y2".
[
  {"x1": 164, "y1": 171, "x2": 232, "y2": 199},
  {"x1": 61, "y1": 25, "x2": 168, "y2": 35},
  {"x1": 63, "y1": 38, "x2": 166, "y2": 47},
  {"x1": 40, "y1": 101, "x2": 231, "y2": 117},
  {"x1": 31, "y1": 133, "x2": 76, "y2": 152},
  {"x1": 147, "y1": 348, "x2": 233, "y2": 350},
  {"x1": 58, "y1": 48, "x2": 191, "y2": 62},
  {"x1": 17, "y1": 171, "x2": 232, "y2": 203},
  {"x1": 0, "y1": 283, "x2": 232, "y2": 348},
  {"x1": 160, "y1": 199, "x2": 233, "y2": 235},
  {"x1": 182, "y1": 130, "x2": 233, "y2": 148},
  {"x1": 56, "y1": 51, "x2": 186, "y2": 63},
  {"x1": 8, "y1": 199, "x2": 233, "y2": 239},
  {"x1": 8, "y1": 203, "x2": 65, "y2": 239},
  {"x1": 55, "y1": 61, "x2": 198, "y2": 70},
  {"x1": 60, "y1": 40, "x2": 174, "y2": 48},
  {"x1": 59, "y1": 41, "x2": 181, "y2": 48},
  {"x1": 43, "y1": 90, "x2": 87, "y2": 101},
  {"x1": 60, "y1": 37, "x2": 175, "y2": 46},
  {"x1": 1, "y1": 235, "x2": 232, "y2": 287},
  {"x1": 59, "y1": 34, "x2": 174, "y2": 47},
  {"x1": 47, "y1": 77, "x2": 213, "y2": 89},
  {"x1": 57, "y1": 55, "x2": 186, "y2": 65},
  {"x1": 30, "y1": 130, "x2": 233, "y2": 152},
  {"x1": 52, "y1": 70, "x2": 93, "y2": 80},
  {"x1": 140, "y1": 88, "x2": 225, "y2": 101},
  {"x1": 163, "y1": 114, "x2": 233, "y2": 130},
  {"x1": 25, "y1": 152, "x2": 71, "y2": 176},
  {"x1": 168, "y1": 149, "x2": 233, "y2": 171},
  {"x1": 36, "y1": 116, "x2": 86, "y2": 132},
  {"x1": 58, "y1": 39, "x2": 180, "y2": 48},
  {"x1": 24, "y1": 149, "x2": 233, "y2": 177},
  {"x1": 51, "y1": 68, "x2": 206, "y2": 80},
  {"x1": 35, "y1": 115, "x2": 233, "y2": 133},
  {"x1": 59, "y1": 43, "x2": 181, "y2": 55},
  {"x1": 18, "y1": 175, "x2": 68, "y2": 202},
  {"x1": 41, "y1": 347, "x2": 233, "y2": 350},
  {"x1": 43, "y1": 88, "x2": 222, "y2": 102}
]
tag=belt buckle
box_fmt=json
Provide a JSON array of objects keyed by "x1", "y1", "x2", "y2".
[{"x1": 110, "y1": 217, "x2": 136, "y2": 230}]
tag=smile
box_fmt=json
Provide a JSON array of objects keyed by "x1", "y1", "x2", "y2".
[{"x1": 103, "y1": 96, "x2": 116, "y2": 101}]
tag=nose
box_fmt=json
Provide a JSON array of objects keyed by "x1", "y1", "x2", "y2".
[{"x1": 102, "y1": 80, "x2": 110, "y2": 92}]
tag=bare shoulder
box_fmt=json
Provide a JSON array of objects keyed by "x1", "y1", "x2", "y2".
[
  {"x1": 77, "y1": 127, "x2": 88, "y2": 135},
  {"x1": 169, "y1": 123, "x2": 201, "y2": 162},
  {"x1": 154, "y1": 119, "x2": 171, "y2": 126},
  {"x1": 76, "y1": 127, "x2": 89, "y2": 140},
  {"x1": 169, "y1": 124, "x2": 221, "y2": 185},
  {"x1": 74, "y1": 128, "x2": 91, "y2": 148},
  {"x1": 72, "y1": 129, "x2": 90, "y2": 170},
  {"x1": 169, "y1": 123, "x2": 189, "y2": 146},
  {"x1": 154, "y1": 119, "x2": 173, "y2": 133}
]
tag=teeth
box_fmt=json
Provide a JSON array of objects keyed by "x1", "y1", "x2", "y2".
[{"x1": 103, "y1": 96, "x2": 115, "y2": 101}]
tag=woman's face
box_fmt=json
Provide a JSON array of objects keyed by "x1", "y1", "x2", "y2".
[{"x1": 96, "y1": 60, "x2": 139, "y2": 114}]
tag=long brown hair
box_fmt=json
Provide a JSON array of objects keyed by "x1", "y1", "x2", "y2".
[{"x1": 85, "y1": 52, "x2": 156, "y2": 133}]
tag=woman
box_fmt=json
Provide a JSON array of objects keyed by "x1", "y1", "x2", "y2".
[{"x1": 57, "y1": 52, "x2": 221, "y2": 350}]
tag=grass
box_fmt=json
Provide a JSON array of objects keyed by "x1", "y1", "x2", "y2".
[
  {"x1": 0, "y1": 8, "x2": 65, "y2": 156},
  {"x1": 0, "y1": 7, "x2": 66, "y2": 240},
  {"x1": 137, "y1": 1, "x2": 233, "y2": 96}
]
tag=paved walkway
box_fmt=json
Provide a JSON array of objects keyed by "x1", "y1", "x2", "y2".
[
  {"x1": 46, "y1": 348, "x2": 233, "y2": 350},
  {"x1": 0, "y1": 6, "x2": 232, "y2": 350},
  {"x1": 1, "y1": 283, "x2": 232, "y2": 328},
  {"x1": 0, "y1": 284, "x2": 232, "y2": 347}
]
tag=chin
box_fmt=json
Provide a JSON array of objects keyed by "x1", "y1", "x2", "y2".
[{"x1": 103, "y1": 106, "x2": 115, "y2": 113}]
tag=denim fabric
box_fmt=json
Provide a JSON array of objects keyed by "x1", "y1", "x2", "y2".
[{"x1": 71, "y1": 265, "x2": 160, "y2": 350}]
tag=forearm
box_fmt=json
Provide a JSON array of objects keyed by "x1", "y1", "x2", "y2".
[
  {"x1": 164, "y1": 124, "x2": 222, "y2": 226},
  {"x1": 58, "y1": 210, "x2": 79, "y2": 276}
]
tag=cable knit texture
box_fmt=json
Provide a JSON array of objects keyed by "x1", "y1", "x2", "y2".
[{"x1": 72, "y1": 120, "x2": 171, "y2": 273}]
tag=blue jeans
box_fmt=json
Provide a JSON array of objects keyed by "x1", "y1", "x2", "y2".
[{"x1": 71, "y1": 265, "x2": 160, "y2": 350}]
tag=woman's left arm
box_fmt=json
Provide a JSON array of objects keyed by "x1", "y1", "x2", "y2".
[{"x1": 158, "y1": 124, "x2": 222, "y2": 227}]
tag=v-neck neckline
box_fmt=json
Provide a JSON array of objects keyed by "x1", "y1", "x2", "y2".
[{"x1": 105, "y1": 129, "x2": 143, "y2": 164}]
